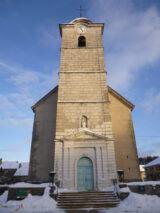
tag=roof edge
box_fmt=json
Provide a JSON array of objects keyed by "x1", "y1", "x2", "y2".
[
  {"x1": 31, "y1": 85, "x2": 58, "y2": 112},
  {"x1": 108, "y1": 86, "x2": 135, "y2": 111},
  {"x1": 144, "y1": 157, "x2": 160, "y2": 168},
  {"x1": 31, "y1": 85, "x2": 134, "y2": 112}
]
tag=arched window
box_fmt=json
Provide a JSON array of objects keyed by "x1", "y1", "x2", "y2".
[
  {"x1": 78, "y1": 36, "x2": 86, "y2": 47},
  {"x1": 81, "y1": 115, "x2": 88, "y2": 128}
]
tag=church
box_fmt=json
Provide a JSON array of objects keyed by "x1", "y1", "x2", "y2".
[{"x1": 29, "y1": 17, "x2": 140, "y2": 190}]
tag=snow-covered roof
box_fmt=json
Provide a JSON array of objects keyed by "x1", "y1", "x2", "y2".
[
  {"x1": 139, "y1": 165, "x2": 145, "y2": 172},
  {"x1": 9, "y1": 182, "x2": 48, "y2": 188},
  {"x1": 144, "y1": 157, "x2": 160, "y2": 168},
  {"x1": 14, "y1": 162, "x2": 29, "y2": 176},
  {"x1": 0, "y1": 161, "x2": 19, "y2": 169}
]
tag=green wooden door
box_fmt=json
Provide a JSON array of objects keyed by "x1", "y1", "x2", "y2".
[{"x1": 77, "y1": 157, "x2": 94, "y2": 191}]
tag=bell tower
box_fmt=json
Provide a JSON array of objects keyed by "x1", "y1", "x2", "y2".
[{"x1": 54, "y1": 18, "x2": 117, "y2": 190}]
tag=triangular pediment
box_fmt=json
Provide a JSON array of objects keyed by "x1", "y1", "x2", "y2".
[{"x1": 62, "y1": 129, "x2": 108, "y2": 141}]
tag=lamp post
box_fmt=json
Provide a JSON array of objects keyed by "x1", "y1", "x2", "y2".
[
  {"x1": 49, "y1": 171, "x2": 57, "y2": 200},
  {"x1": 117, "y1": 170, "x2": 124, "y2": 182},
  {"x1": 49, "y1": 171, "x2": 56, "y2": 186}
]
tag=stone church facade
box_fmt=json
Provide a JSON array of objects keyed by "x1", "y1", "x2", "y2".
[{"x1": 29, "y1": 18, "x2": 140, "y2": 190}]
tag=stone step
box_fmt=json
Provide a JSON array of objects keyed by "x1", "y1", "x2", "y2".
[
  {"x1": 57, "y1": 203, "x2": 119, "y2": 209},
  {"x1": 58, "y1": 199, "x2": 119, "y2": 203},
  {"x1": 57, "y1": 191, "x2": 120, "y2": 210},
  {"x1": 58, "y1": 192, "x2": 115, "y2": 196},
  {"x1": 59, "y1": 194, "x2": 118, "y2": 197},
  {"x1": 58, "y1": 208, "x2": 110, "y2": 212},
  {"x1": 58, "y1": 198, "x2": 117, "y2": 201},
  {"x1": 59, "y1": 191, "x2": 114, "y2": 194},
  {"x1": 58, "y1": 195, "x2": 116, "y2": 199},
  {"x1": 58, "y1": 202, "x2": 119, "y2": 206},
  {"x1": 58, "y1": 194, "x2": 115, "y2": 197},
  {"x1": 57, "y1": 209, "x2": 110, "y2": 213},
  {"x1": 58, "y1": 200, "x2": 119, "y2": 204},
  {"x1": 57, "y1": 196, "x2": 119, "y2": 201}
]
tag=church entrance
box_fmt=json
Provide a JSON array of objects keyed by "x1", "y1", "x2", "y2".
[{"x1": 77, "y1": 157, "x2": 94, "y2": 191}]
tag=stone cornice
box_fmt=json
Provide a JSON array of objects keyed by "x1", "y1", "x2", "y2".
[
  {"x1": 59, "y1": 71, "x2": 106, "y2": 74},
  {"x1": 55, "y1": 129, "x2": 114, "y2": 141},
  {"x1": 61, "y1": 47, "x2": 104, "y2": 49}
]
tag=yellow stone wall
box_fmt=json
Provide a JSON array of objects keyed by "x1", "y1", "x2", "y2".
[{"x1": 108, "y1": 91, "x2": 140, "y2": 181}]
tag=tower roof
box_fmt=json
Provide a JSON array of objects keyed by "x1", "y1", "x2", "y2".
[{"x1": 70, "y1": 17, "x2": 92, "y2": 24}]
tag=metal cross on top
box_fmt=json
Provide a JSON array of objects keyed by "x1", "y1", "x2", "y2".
[{"x1": 76, "y1": 5, "x2": 85, "y2": 17}]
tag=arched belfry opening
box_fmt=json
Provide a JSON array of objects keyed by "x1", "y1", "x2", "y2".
[
  {"x1": 81, "y1": 115, "x2": 88, "y2": 128},
  {"x1": 78, "y1": 36, "x2": 86, "y2": 47}
]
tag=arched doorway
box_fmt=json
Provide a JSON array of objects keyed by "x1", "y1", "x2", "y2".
[{"x1": 77, "y1": 157, "x2": 94, "y2": 191}]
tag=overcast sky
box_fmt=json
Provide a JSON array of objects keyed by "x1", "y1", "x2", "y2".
[{"x1": 0, "y1": 0, "x2": 160, "y2": 162}]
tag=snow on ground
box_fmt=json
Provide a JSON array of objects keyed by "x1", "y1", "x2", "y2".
[
  {"x1": 119, "y1": 186, "x2": 130, "y2": 193},
  {"x1": 0, "y1": 191, "x2": 8, "y2": 204},
  {"x1": 0, "y1": 187, "x2": 64, "y2": 213},
  {"x1": 58, "y1": 188, "x2": 77, "y2": 193},
  {"x1": 107, "y1": 191, "x2": 160, "y2": 213},
  {"x1": 0, "y1": 184, "x2": 160, "y2": 213},
  {"x1": 101, "y1": 186, "x2": 114, "y2": 191}
]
